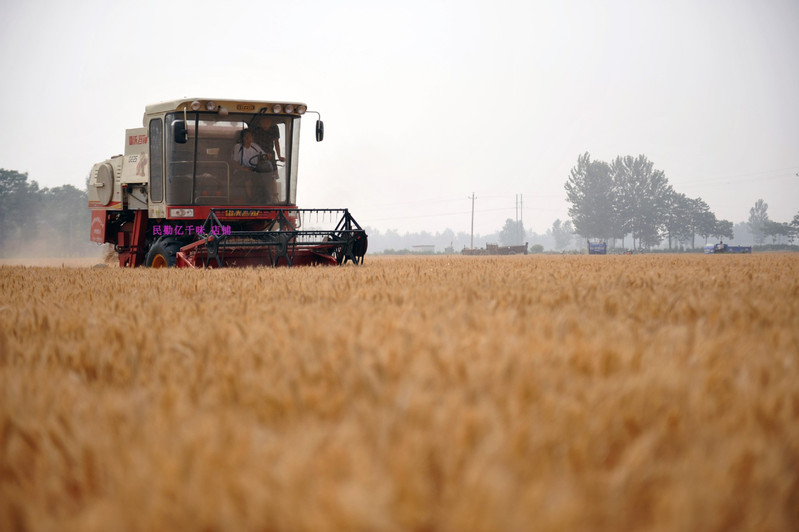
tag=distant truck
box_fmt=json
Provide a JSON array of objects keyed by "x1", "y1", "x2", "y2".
[
  {"x1": 704, "y1": 241, "x2": 752, "y2": 254},
  {"x1": 462, "y1": 243, "x2": 528, "y2": 255},
  {"x1": 588, "y1": 241, "x2": 607, "y2": 255}
]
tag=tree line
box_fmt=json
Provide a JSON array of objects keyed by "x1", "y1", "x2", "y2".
[
  {"x1": 0, "y1": 169, "x2": 94, "y2": 258},
  {"x1": 564, "y1": 153, "x2": 799, "y2": 249},
  {"x1": 746, "y1": 198, "x2": 799, "y2": 245},
  {"x1": 3, "y1": 162, "x2": 796, "y2": 258}
]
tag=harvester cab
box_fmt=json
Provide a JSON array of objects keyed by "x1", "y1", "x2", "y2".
[{"x1": 88, "y1": 99, "x2": 367, "y2": 268}]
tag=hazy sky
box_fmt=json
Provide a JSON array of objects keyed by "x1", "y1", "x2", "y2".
[{"x1": 1, "y1": 0, "x2": 797, "y2": 235}]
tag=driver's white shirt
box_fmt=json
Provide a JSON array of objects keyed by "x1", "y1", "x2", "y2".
[{"x1": 232, "y1": 142, "x2": 265, "y2": 168}]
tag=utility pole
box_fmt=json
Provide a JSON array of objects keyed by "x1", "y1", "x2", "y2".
[{"x1": 469, "y1": 193, "x2": 476, "y2": 249}]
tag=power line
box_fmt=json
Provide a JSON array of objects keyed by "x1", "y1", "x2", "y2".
[{"x1": 469, "y1": 193, "x2": 476, "y2": 249}]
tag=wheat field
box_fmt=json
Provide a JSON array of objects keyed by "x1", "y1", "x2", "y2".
[{"x1": 1, "y1": 254, "x2": 798, "y2": 531}]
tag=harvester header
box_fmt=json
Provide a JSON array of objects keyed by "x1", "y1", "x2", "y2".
[{"x1": 89, "y1": 97, "x2": 366, "y2": 267}]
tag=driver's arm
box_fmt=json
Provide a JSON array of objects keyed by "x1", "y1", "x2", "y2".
[{"x1": 275, "y1": 139, "x2": 285, "y2": 162}]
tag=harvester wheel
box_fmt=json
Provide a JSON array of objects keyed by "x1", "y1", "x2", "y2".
[
  {"x1": 146, "y1": 238, "x2": 182, "y2": 268},
  {"x1": 335, "y1": 233, "x2": 368, "y2": 265}
]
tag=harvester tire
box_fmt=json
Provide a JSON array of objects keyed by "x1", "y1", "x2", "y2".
[{"x1": 146, "y1": 238, "x2": 182, "y2": 268}]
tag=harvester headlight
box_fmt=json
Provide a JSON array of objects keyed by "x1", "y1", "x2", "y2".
[
  {"x1": 170, "y1": 208, "x2": 194, "y2": 218},
  {"x1": 297, "y1": 105, "x2": 307, "y2": 115},
  {"x1": 272, "y1": 104, "x2": 282, "y2": 113},
  {"x1": 190, "y1": 100, "x2": 202, "y2": 111},
  {"x1": 206, "y1": 101, "x2": 217, "y2": 111},
  {"x1": 284, "y1": 104, "x2": 294, "y2": 114},
  {"x1": 218, "y1": 106, "x2": 229, "y2": 116}
]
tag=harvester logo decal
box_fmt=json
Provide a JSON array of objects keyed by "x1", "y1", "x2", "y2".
[
  {"x1": 136, "y1": 153, "x2": 148, "y2": 177},
  {"x1": 224, "y1": 209, "x2": 262, "y2": 217},
  {"x1": 90, "y1": 211, "x2": 106, "y2": 243}
]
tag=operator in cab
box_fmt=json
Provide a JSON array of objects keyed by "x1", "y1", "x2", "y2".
[
  {"x1": 231, "y1": 129, "x2": 265, "y2": 202},
  {"x1": 232, "y1": 130, "x2": 268, "y2": 172}
]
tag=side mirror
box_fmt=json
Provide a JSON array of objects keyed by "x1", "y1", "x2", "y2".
[
  {"x1": 315, "y1": 120, "x2": 324, "y2": 142},
  {"x1": 173, "y1": 120, "x2": 188, "y2": 144}
]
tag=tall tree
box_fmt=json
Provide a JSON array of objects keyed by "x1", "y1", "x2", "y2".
[
  {"x1": 711, "y1": 219, "x2": 734, "y2": 242},
  {"x1": 611, "y1": 155, "x2": 671, "y2": 249},
  {"x1": 498, "y1": 219, "x2": 525, "y2": 246},
  {"x1": 551, "y1": 219, "x2": 574, "y2": 250},
  {"x1": 748, "y1": 199, "x2": 769, "y2": 245},
  {"x1": 663, "y1": 191, "x2": 693, "y2": 249},
  {"x1": 0, "y1": 169, "x2": 41, "y2": 255},
  {"x1": 40, "y1": 185, "x2": 90, "y2": 255},
  {"x1": 690, "y1": 197, "x2": 718, "y2": 246},
  {"x1": 763, "y1": 220, "x2": 791, "y2": 245},
  {"x1": 790, "y1": 212, "x2": 799, "y2": 244},
  {"x1": 564, "y1": 153, "x2": 615, "y2": 240},
  {"x1": 732, "y1": 221, "x2": 753, "y2": 245}
]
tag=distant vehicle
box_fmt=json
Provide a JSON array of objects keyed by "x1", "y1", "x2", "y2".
[
  {"x1": 588, "y1": 241, "x2": 607, "y2": 255},
  {"x1": 462, "y1": 243, "x2": 528, "y2": 255},
  {"x1": 88, "y1": 98, "x2": 367, "y2": 268},
  {"x1": 704, "y1": 241, "x2": 752, "y2": 254}
]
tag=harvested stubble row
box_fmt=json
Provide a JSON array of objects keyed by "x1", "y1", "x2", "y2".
[{"x1": 1, "y1": 254, "x2": 798, "y2": 531}]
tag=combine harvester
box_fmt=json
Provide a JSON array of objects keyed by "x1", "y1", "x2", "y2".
[
  {"x1": 89, "y1": 98, "x2": 367, "y2": 267},
  {"x1": 704, "y1": 241, "x2": 752, "y2": 254}
]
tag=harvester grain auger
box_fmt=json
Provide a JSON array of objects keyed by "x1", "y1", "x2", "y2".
[{"x1": 88, "y1": 98, "x2": 367, "y2": 268}]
